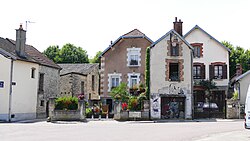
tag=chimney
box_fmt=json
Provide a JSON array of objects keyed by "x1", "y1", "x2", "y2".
[
  {"x1": 15, "y1": 24, "x2": 26, "y2": 58},
  {"x1": 236, "y1": 63, "x2": 243, "y2": 76},
  {"x1": 173, "y1": 17, "x2": 183, "y2": 36}
]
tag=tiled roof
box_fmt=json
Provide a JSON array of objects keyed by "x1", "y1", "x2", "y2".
[
  {"x1": 123, "y1": 29, "x2": 145, "y2": 37},
  {"x1": 0, "y1": 37, "x2": 61, "y2": 69},
  {"x1": 184, "y1": 25, "x2": 231, "y2": 52},
  {"x1": 59, "y1": 63, "x2": 98, "y2": 76},
  {"x1": 100, "y1": 29, "x2": 153, "y2": 57}
]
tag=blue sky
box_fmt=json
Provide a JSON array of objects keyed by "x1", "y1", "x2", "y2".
[{"x1": 0, "y1": 0, "x2": 249, "y2": 57}]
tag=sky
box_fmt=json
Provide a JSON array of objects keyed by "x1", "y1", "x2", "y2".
[{"x1": 0, "y1": 0, "x2": 250, "y2": 58}]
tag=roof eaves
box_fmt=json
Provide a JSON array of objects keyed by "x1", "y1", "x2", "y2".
[
  {"x1": 151, "y1": 29, "x2": 193, "y2": 50},
  {"x1": 235, "y1": 70, "x2": 250, "y2": 82},
  {"x1": 184, "y1": 25, "x2": 231, "y2": 52},
  {"x1": 0, "y1": 48, "x2": 17, "y2": 60}
]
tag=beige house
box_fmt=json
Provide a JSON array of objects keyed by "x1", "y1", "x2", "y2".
[
  {"x1": 0, "y1": 25, "x2": 60, "y2": 122},
  {"x1": 150, "y1": 18, "x2": 193, "y2": 119},
  {"x1": 232, "y1": 70, "x2": 250, "y2": 105},
  {"x1": 184, "y1": 25, "x2": 230, "y2": 118},
  {"x1": 100, "y1": 29, "x2": 153, "y2": 112},
  {"x1": 58, "y1": 64, "x2": 99, "y2": 105}
]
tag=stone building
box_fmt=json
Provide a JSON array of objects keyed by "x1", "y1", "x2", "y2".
[{"x1": 58, "y1": 64, "x2": 100, "y2": 104}]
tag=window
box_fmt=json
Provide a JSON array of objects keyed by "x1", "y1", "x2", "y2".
[
  {"x1": 190, "y1": 43, "x2": 203, "y2": 58},
  {"x1": 40, "y1": 100, "x2": 44, "y2": 107},
  {"x1": 111, "y1": 77, "x2": 119, "y2": 88},
  {"x1": 193, "y1": 63, "x2": 205, "y2": 79},
  {"x1": 193, "y1": 65, "x2": 201, "y2": 79},
  {"x1": 128, "y1": 73, "x2": 140, "y2": 89},
  {"x1": 214, "y1": 65, "x2": 223, "y2": 79},
  {"x1": 171, "y1": 45, "x2": 179, "y2": 56},
  {"x1": 194, "y1": 46, "x2": 201, "y2": 58},
  {"x1": 92, "y1": 75, "x2": 95, "y2": 91},
  {"x1": 108, "y1": 73, "x2": 121, "y2": 91},
  {"x1": 31, "y1": 68, "x2": 36, "y2": 78},
  {"x1": 210, "y1": 63, "x2": 227, "y2": 79},
  {"x1": 38, "y1": 73, "x2": 44, "y2": 91},
  {"x1": 81, "y1": 81, "x2": 84, "y2": 94},
  {"x1": 169, "y1": 63, "x2": 179, "y2": 81},
  {"x1": 130, "y1": 55, "x2": 139, "y2": 66},
  {"x1": 127, "y1": 48, "x2": 141, "y2": 67}
]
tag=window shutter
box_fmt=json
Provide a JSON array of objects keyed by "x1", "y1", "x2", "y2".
[
  {"x1": 222, "y1": 65, "x2": 227, "y2": 79},
  {"x1": 209, "y1": 65, "x2": 214, "y2": 80},
  {"x1": 201, "y1": 64, "x2": 206, "y2": 79},
  {"x1": 176, "y1": 45, "x2": 179, "y2": 56}
]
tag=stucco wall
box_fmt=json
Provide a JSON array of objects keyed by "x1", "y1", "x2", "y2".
[
  {"x1": 101, "y1": 38, "x2": 151, "y2": 97},
  {"x1": 239, "y1": 74, "x2": 250, "y2": 105},
  {"x1": 150, "y1": 34, "x2": 193, "y2": 119},
  {"x1": 185, "y1": 28, "x2": 229, "y2": 86},
  {"x1": 0, "y1": 54, "x2": 11, "y2": 121},
  {"x1": 11, "y1": 60, "x2": 39, "y2": 121},
  {"x1": 36, "y1": 65, "x2": 60, "y2": 118}
]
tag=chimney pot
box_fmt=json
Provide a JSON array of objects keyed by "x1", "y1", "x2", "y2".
[
  {"x1": 19, "y1": 24, "x2": 23, "y2": 29},
  {"x1": 15, "y1": 25, "x2": 26, "y2": 58},
  {"x1": 173, "y1": 17, "x2": 183, "y2": 36},
  {"x1": 175, "y1": 17, "x2": 177, "y2": 22}
]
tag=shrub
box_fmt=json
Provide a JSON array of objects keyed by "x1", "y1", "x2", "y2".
[
  {"x1": 55, "y1": 96, "x2": 78, "y2": 110},
  {"x1": 128, "y1": 96, "x2": 139, "y2": 111}
]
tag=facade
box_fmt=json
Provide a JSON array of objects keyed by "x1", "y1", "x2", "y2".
[
  {"x1": 100, "y1": 29, "x2": 153, "y2": 112},
  {"x1": 184, "y1": 25, "x2": 230, "y2": 118},
  {"x1": 0, "y1": 25, "x2": 61, "y2": 121},
  {"x1": 58, "y1": 64, "x2": 99, "y2": 104},
  {"x1": 232, "y1": 70, "x2": 250, "y2": 105},
  {"x1": 150, "y1": 18, "x2": 193, "y2": 120}
]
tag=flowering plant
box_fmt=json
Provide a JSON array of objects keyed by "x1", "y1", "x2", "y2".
[
  {"x1": 78, "y1": 93, "x2": 85, "y2": 100},
  {"x1": 122, "y1": 102, "x2": 128, "y2": 111}
]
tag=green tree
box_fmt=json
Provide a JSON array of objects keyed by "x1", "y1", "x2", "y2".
[
  {"x1": 110, "y1": 83, "x2": 129, "y2": 102},
  {"x1": 90, "y1": 51, "x2": 102, "y2": 63},
  {"x1": 59, "y1": 43, "x2": 89, "y2": 63},
  {"x1": 43, "y1": 45, "x2": 61, "y2": 63},
  {"x1": 222, "y1": 41, "x2": 250, "y2": 78}
]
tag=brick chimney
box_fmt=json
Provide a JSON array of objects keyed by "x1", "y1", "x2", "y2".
[
  {"x1": 236, "y1": 63, "x2": 243, "y2": 76},
  {"x1": 173, "y1": 17, "x2": 183, "y2": 36},
  {"x1": 15, "y1": 24, "x2": 26, "y2": 58}
]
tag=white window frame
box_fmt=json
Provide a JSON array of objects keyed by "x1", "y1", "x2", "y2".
[
  {"x1": 127, "y1": 73, "x2": 140, "y2": 88},
  {"x1": 127, "y1": 47, "x2": 141, "y2": 67},
  {"x1": 108, "y1": 73, "x2": 122, "y2": 92}
]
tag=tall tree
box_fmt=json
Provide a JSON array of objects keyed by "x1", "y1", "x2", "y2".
[
  {"x1": 90, "y1": 51, "x2": 102, "y2": 63},
  {"x1": 60, "y1": 43, "x2": 89, "y2": 63},
  {"x1": 43, "y1": 45, "x2": 61, "y2": 63},
  {"x1": 222, "y1": 41, "x2": 250, "y2": 78}
]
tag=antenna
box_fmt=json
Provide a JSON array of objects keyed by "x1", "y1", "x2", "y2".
[{"x1": 25, "y1": 21, "x2": 35, "y2": 31}]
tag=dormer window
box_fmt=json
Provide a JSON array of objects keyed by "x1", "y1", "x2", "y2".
[{"x1": 127, "y1": 48, "x2": 141, "y2": 67}]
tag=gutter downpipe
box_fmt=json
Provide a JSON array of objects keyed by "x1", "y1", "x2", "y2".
[
  {"x1": 8, "y1": 59, "x2": 14, "y2": 122},
  {"x1": 191, "y1": 49, "x2": 194, "y2": 120}
]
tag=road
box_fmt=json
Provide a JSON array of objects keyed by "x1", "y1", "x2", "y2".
[{"x1": 0, "y1": 119, "x2": 249, "y2": 141}]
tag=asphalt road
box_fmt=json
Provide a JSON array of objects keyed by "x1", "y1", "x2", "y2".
[{"x1": 0, "y1": 119, "x2": 249, "y2": 141}]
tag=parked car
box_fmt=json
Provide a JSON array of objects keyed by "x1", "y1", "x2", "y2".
[{"x1": 202, "y1": 103, "x2": 219, "y2": 112}]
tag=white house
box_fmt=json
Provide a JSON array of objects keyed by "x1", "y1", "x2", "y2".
[
  {"x1": 184, "y1": 25, "x2": 230, "y2": 118},
  {"x1": 150, "y1": 18, "x2": 193, "y2": 120},
  {"x1": 0, "y1": 25, "x2": 60, "y2": 122}
]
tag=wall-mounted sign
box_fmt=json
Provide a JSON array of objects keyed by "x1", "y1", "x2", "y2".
[{"x1": 0, "y1": 81, "x2": 4, "y2": 88}]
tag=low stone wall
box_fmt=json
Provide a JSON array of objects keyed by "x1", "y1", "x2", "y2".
[
  {"x1": 227, "y1": 99, "x2": 241, "y2": 119},
  {"x1": 49, "y1": 98, "x2": 86, "y2": 121}
]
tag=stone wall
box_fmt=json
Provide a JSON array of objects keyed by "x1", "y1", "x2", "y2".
[{"x1": 36, "y1": 65, "x2": 60, "y2": 118}]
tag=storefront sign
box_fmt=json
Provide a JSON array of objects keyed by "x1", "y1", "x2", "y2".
[{"x1": 0, "y1": 81, "x2": 4, "y2": 88}]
